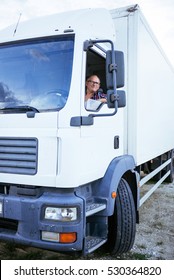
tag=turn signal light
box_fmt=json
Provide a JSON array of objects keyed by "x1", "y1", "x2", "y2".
[
  {"x1": 111, "y1": 191, "x2": 117, "y2": 198},
  {"x1": 59, "y1": 232, "x2": 77, "y2": 243}
]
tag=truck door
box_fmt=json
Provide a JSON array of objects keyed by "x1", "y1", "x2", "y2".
[{"x1": 79, "y1": 46, "x2": 125, "y2": 182}]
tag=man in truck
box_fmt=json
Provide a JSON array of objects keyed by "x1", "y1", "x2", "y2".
[{"x1": 85, "y1": 75, "x2": 107, "y2": 110}]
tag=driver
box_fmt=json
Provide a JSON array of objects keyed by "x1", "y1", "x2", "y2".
[{"x1": 85, "y1": 75, "x2": 107, "y2": 103}]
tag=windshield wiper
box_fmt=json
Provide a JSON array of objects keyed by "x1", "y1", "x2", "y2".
[{"x1": 0, "y1": 105, "x2": 40, "y2": 114}]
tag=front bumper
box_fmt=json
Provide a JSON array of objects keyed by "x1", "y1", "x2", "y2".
[{"x1": 0, "y1": 190, "x2": 84, "y2": 252}]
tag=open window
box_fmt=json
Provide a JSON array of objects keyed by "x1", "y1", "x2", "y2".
[
  {"x1": 71, "y1": 40, "x2": 126, "y2": 126},
  {"x1": 85, "y1": 49, "x2": 107, "y2": 111}
]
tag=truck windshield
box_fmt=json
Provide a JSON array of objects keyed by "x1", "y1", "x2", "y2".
[{"x1": 0, "y1": 35, "x2": 74, "y2": 112}]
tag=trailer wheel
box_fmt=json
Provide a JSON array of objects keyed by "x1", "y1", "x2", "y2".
[{"x1": 106, "y1": 178, "x2": 136, "y2": 254}]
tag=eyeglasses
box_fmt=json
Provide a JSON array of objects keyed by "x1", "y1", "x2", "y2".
[{"x1": 87, "y1": 80, "x2": 100, "y2": 86}]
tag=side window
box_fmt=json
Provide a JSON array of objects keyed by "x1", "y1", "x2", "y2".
[{"x1": 85, "y1": 50, "x2": 107, "y2": 111}]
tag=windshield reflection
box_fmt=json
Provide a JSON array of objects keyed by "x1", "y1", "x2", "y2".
[{"x1": 0, "y1": 36, "x2": 74, "y2": 112}]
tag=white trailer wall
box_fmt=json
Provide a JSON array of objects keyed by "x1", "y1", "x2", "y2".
[{"x1": 111, "y1": 6, "x2": 174, "y2": 166}]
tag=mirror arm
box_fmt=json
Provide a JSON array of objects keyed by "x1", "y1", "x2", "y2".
[
  {"x1": 88, "y1": 107, "x2": 117, "y2": 118},
  {"x1": 83, "y1": 40, "x2": 94, "y2": 51},
  {"x1": 84, "y1": 39, "x2": 114, "y2": 51}
]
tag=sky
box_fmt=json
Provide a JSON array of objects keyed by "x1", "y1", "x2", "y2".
[{"x1": 0, "y1": 0, "x2": 174, "y2": 67}]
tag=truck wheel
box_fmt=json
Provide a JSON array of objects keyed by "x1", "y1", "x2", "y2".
[{"x1": 106, "y1": 178, "x2": 136, "y2": 254}]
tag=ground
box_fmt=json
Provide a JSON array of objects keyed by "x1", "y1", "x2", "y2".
[
  {"x1": 0, "y1": 182, "x2": 173, "y2": 260},
  {"x1": 131, "y1": 182, "x2": 174, "y2": 260}
]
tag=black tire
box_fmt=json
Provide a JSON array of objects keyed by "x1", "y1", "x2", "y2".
[{"x1": 106, "y1": 178, "x2": 136, "y2": 254}]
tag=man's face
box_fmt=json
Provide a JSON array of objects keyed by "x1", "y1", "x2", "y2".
[{"x1": 86, "y1": 76, "x2": 100, "y2": 93}]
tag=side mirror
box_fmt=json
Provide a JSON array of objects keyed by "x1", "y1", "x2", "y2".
[
  {"x1": 107, "y1": 90, "x2": 126, "y2": 108},
  {"x1": 106, "y1": 50, "x2": 125, "y2": 89}
]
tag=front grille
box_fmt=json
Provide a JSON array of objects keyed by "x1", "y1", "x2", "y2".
[{"x1": 0, "y1": 137, "x2": 38, "y2": 175}]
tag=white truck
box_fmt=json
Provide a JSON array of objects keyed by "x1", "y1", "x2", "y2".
[{"x1": 0, "y1": 4, "x2": 174, "y2": 255}]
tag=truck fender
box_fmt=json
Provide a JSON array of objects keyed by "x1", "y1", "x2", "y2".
[{"x1": 94, "y1": 155, "x2": 136, "y2": 216}]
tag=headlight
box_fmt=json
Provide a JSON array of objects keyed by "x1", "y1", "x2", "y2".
[{"x1": 45, "y1": 207, "x2": 77, "y2": 221}]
